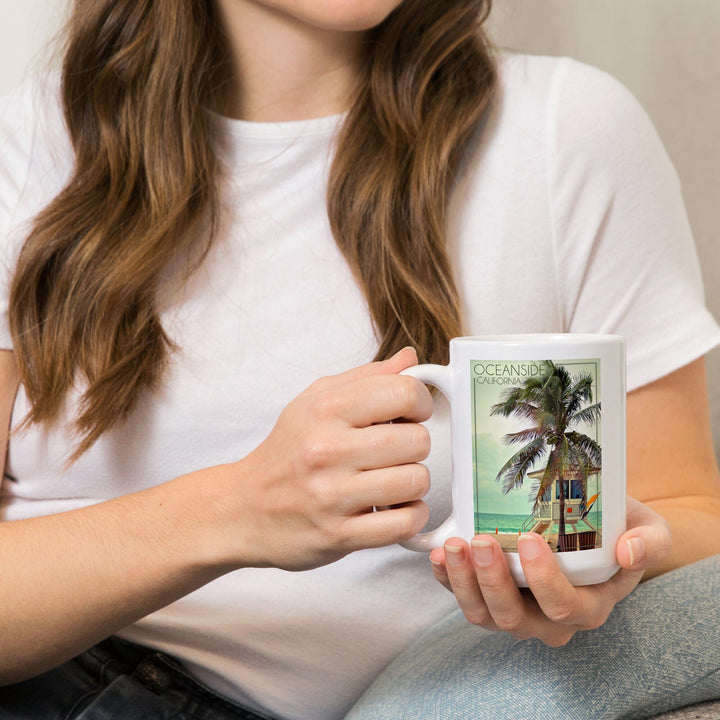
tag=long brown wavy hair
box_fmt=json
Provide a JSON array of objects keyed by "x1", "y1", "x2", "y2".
[{"x1": 9, "y1": 0, "x2": 496, "y2": 459}]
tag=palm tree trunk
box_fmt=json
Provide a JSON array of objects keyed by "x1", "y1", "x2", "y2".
[{"x1": 558, "y1": 476, "x2": 566, "y2": 538}]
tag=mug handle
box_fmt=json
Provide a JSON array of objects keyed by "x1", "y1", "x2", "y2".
[{"x1": 399, "y1": 364, "x2": 458, "y2": 552}]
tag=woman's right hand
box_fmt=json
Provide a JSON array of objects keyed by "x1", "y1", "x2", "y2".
[
  {"x1": 0, "y1": 347, "x2": 433, "y2": 683},
  {"x1": 212, "y1": 346, "x2": 434, "y2": 571}
]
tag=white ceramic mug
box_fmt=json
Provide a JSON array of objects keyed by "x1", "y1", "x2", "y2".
[{"x1": 401, "y1": 334, "x2": 626, "y2": 586}]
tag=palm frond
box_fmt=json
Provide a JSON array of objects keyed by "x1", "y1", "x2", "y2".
[
  {"x1": 565, "y1": 431, "x2": 602, "y2": 470},
  {"x1": 536, "y1": 410, "x2": 559, "y2": 433},
  {"x1": 503, "y1": 428, "x2": 545, "y2": 445},
  {"x1": 495, "y1": 438, "x2": 547, "y2": 494},
  {"x1": 490, "y1": 397, "x2": 540, "y2": 422},
  {"x1": 569, "y1": 402, "x2": 601, "y2": 428},
  {"x1": 566, "y1": 373, "x2": 595, "y2": 416}
]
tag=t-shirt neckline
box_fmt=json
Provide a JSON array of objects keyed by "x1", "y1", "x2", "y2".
[{"x1": 206, "y1": 108, "x2": 345, "y2": 141}]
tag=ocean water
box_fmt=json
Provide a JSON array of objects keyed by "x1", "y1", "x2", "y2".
[
  {"x1": 475, "y1": 512, "x2": 528, "y2": 533},
  {"x1": 475, "y1": 511, "x2": 603, "y2": 534}
]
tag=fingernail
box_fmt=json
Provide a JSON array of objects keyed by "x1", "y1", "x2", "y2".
[
  {"x1": 470, "y1": 538, "x2": 494, "y2": 567},
  {"x1": 518, "y1": 534, "x2": 541, "y2": 560},
  {"x1": 444, "y1": 544, "x2": 465, "y2": 566},
  {"x1": 626, "y1": 537, "x2": 646, "y2": 567}
]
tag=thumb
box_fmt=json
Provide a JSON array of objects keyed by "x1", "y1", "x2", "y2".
[{"x1": 616, "y1": 497, "x2": 672, "y2": 572}]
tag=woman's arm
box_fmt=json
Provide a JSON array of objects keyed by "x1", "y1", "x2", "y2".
[
  {"x1": 430, "y1": 356, "x2": 720, "y2": 644},
  {"x1": 626, "y1": 357, "x2": 720, "y2": 576},
  {"x1": 0, "y1": 347, "x2": 432, "y2": 684}
]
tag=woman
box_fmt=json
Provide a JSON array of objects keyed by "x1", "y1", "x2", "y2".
[{"x1": 0, "y1": 1, "x2": 719, "y2": 718}]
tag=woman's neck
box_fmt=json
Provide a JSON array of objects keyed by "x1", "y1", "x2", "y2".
[{"x1": 212, "y1": 0, "x2": 366, "y2": 122}]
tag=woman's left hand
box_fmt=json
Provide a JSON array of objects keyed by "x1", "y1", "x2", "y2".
[{"x1": 429, "y1": 496, "x2": 671, "y2": 646}]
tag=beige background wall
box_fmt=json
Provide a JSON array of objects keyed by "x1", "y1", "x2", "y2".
[
  {"x1": 0, "y1": 1, "x2": 65, "y2": 95},
  {"x1": 2, "y1": 1, "x2": 719, "y2": 454}
]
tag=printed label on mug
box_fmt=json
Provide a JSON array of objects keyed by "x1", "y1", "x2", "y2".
[{"x1": 471, "y1": 358, "x2": 602, "y2": 553}]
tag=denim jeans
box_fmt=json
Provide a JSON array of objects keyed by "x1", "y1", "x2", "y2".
[
  {"x1": 2, "y1": 556, "x2": 719, "y2": 720},
  {"x1": 345, "y1": 553, "x2": 720, "y2": 720},
  {"x1": 0, "y1": 636, "x2": 276, "y2": 720}
]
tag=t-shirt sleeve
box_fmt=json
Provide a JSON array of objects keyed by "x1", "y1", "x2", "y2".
[{"x1": 546, "y1": 57, "x2": 720, "y2": 391}]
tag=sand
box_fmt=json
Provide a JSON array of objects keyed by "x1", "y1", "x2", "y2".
[{"x1": 490, "y1": 532, "x2": 522, "y2": 551}]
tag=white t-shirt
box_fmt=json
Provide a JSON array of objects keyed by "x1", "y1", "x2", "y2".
[{"x1": 1, "y1": 53, "x2": 718, "y2": 720}]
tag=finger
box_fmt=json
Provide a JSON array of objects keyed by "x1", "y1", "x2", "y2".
[
  {"x1": 517, "y1": 534, "x2": 579, "y2": 624},
  {"x1": 430, "y1": 548, "x2": 453, "y2": 592},
  {"x1": 468, "y1": 535, "x2": 528, "y2": 633},
  {"x1": 597, "y1": 567, "x2": 644, "y2": 610},
  {"x1": 309, "y1": 373, "x2": 432, "y2": 429},
  {"x1": 345, "y1": 374, "x2": 434, "y2": 426},
  {"x1": 517, "y1": 533, "x2": 608, "y2": 631},
  {"x1": 351, "y1": 422, "x2": 431, "y2": 470},
  {"x1": 311, "y1": 347, "x2": 419, "y2": 392},
  {"x1": 342, "y1": 500, "x2": 429, "y2": 549},
  {"x1": 345, "y1": 464, "x2": 430, "y2": 511},
  {"x1": 443, "y1": 540, "x2": 495, "y2": 627}
]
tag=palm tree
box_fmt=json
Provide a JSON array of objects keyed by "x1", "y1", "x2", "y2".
[{"x1": 490, "y1": 361, "x2": 601, "y2": 543}]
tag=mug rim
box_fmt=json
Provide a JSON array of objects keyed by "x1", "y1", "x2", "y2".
[{"x1": 450, "y1": 333, "x2": 623, "y2": 345}]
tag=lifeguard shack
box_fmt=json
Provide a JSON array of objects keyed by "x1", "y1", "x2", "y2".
[{"x1": 520, "y1": 467, "x2": 601, "y2": 552}]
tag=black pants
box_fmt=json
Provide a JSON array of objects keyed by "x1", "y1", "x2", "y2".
[{"x1": 0, "y1": 636, "x2": 277, "y2": 720}]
